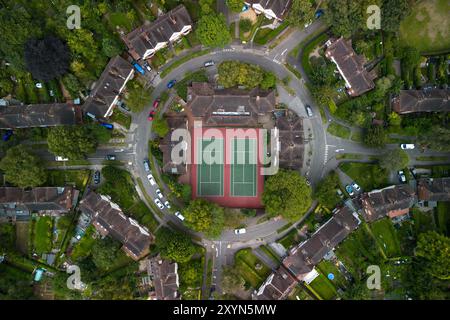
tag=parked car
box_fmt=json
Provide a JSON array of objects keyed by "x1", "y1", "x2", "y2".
[
  {"x1": 2, "y1": 130, "x2": 13, "y2": 141},
  {"x1": 336, "y1": 189, "x2": 344, "y2": 199},
  {"x1": 401, "y1": 144, "x2": 415, "y2": 150},
  {"x1": 106, "y1": 155, "x2": 116, "y2": 161},
  {"x1": 100, "y1": 122, "x2": 113, "y2": 129},
  {"x1": 154, "y1": 198, "x2": 164, "y2": 210},
  {"x1": 35, "y1": 83, "x2": 43, "y2": 88},
  {"x1": 55, "y1": 156, "x2": 69, "y2": 161},
  {"x1": 147, "y1": 174, "x2": 156, "y2": 186},
  {"x1": 167, "y1": 79, "x2": 176, "y2": 88},
  {"x1": 164, "y1": 200, "x2": 171, "y2": 209},
  {"x1": 147, "y1": 110, "x2": 156, "y2": 121},
  {"x1": 175, "y1": 211, "x2": 185, "y2": 221},
  {"x1": 398, "y1": 170, "x2": 406, "y2": 183},
  {"x1": 305, "y1": 104, "x2": 313, "y2": 117},
  {"x1": 204, "y1": 60, "x2": 215, "y2": 67},
  {"x1": 143, "y1": 159, "x2": 150, "y2": 172},
  {"x1": 345, "y1": 185, "x2": 355, "y2": 196},
  {"x1": 143, "y1": 61, "x2": 152, "y2": 72},
  {"x1": 132, "y1": 61, "x2": 145, "y2": 75},
  {"x1": 234, "y1": 228, "x2": 246, "y2": 235},
  {"x1": 93, "y1": 171, "x2": 100, "y2": 184},
  {"x1": 315, "y1": 9, "x2": 324, "y2": 19},
  {"x1": 155, "y1": 189, "x2": 163, "y2": 199},
  {"x1": 351, "y1": 182, "x2": 361, "y2": 192},
  {"x1": 153, "y1": 99, "x2": 160, "y2": 109}
]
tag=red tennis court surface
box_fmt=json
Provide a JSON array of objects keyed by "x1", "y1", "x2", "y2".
[{"x1": 190, "y1": 127, "x2": 264, "y2": 208}]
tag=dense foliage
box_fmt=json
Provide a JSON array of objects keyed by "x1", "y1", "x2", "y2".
[
  {"x1": 195, "y1": 14, "x2": 231, "y2": 48},
  {"x1": 218, "y1": 61, "x2": 276, "y2": 89},
  {"x1": 47, "y1": 126, "x2": 97, "y2": 159},
  {"x1": 183, "y1": 199, "x2": 225, "y2": 238},
  {"x1": 155, "y1": 227, "x2": 197, "y2": 263}
]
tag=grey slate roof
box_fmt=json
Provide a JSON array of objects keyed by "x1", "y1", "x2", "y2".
[
  {"x1": 253, "y1": 266, "x2": 297, "y2": 300},
  {"x1": 392, "y1": 89, "x2": 450, "y2": 114},
  {"x1": 159, "y1": 113, "x2": 188, "y2": 175},
  {"x1": 147, "y1": 255, "x2": 180, "y2": 300},
  {"x1": 417, "y1": 178, "x2": 450, "y2": 202},
  {"x1": 325, "y1": 37, "x2": 376, "y2": 96},
  {"x1": 123, "y1": 5, "x2": 192, "y2": 60},
  {"x1": 83, "y1": 56, "x2": 133, "y2": 118},
  {"x1": 79, "y1": 191, "x2": 154, "y2": 260},
  {"x1": 360, "y1": 185, "x2": 417, "y2": 222},
  {"x1": 247, "y1": 0, "x2": 293, "y2": 19},
  {"x1": 186, "y1": 82, "x2": 276, "y2": 127},
  {"x1": 276, "y1": 110, "x2": 304, "y2": 170},
  {"x1": 0, "y1": 103, "x2": 79, "y2": 129}
]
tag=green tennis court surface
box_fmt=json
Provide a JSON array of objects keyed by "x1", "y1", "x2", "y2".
[
  {"x1": 197, "y1": 138, "x2": 224, "y2": 196},
  {"x1": 231, "y1": 138, "x2": 257, "y2": 197}
]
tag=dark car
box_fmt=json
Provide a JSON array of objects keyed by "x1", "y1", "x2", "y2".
[
  {"x1": 93, "y1": 171, "x2": 100, "y2": 184},
  {"x1": 167, "y1": 79, "x2": 176, "y2": 88},
  {"x1": 2, "y1": 130, "x2": 13, "y2": 141},
  {"x1": 106, "y1": 155, "x2": 116, "y2": 161},
  {"x1": 99, "y1": 122, "x2": 114, "y2": 130}
]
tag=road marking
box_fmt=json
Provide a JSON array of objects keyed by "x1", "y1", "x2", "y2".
[{"x1": 281, "y1": 48, "x2": 287, "y2": 55}]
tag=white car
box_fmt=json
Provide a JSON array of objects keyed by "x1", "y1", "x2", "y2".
[
  {"x1": 55, "y1": 156, "x2": 69, "y2": 161},
  {"x1": 143, "y1": 159, "x2": 150, "y2": 172},
  {"x1": 204, "y1": 60, "x2": 215, "y2": 67},
  {"x1": 154, "y1": 198, "x2": 164, "y2": 210},
  {"x1": 147, "y1": 174, "x2": 156, "y2": 186},
  {"x1": 398, "y1": 170, "x2": 406, "y2": 183},
  {"x1": 351, "y1": 182, "x2": 361, "y2": 192},
  {"x1": 401, "y1": 144, "x2": 415, "y2": 150},
  {"x1": 155, "y1": 189, "x2": 163, "y2": 199},
  {"x1": 175, "y1": 211, "x2": 185, "y2": 221},
  {"x1": 305, "y1": 105, "x2": 313, "y2": 117},
  {"x1": 164, "y1": 200, "x2": 171, "y2": 209},
  {"x1": 234, "y1": 228, "x2": 246, "y2": 235}
]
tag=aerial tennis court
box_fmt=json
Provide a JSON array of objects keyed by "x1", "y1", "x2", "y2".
[
  {"x1": 230, "y1": 138, "x2": 257, "y2": 197},
  {"x1": 196, "y1": 137, "x2": 224, "y2": 196}
]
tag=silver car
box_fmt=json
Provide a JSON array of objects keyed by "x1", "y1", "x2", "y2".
[{"x1": 154, "y1": 198, "x2": 164, "y2": 210}]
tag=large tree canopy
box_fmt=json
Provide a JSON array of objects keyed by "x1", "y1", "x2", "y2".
[
  {"x1": 47, "y1": 126, "x2": 97, "y2": 159},
  {"x1": 415, "y1": 231, "x2": 450, "y2": 280},
  {"x1": 195, "y1": 14, "x2": 231, "y2": 48},
  {"x1": 226, "y1": 0, "x2": 244, "y2": 12},
  {"x1": 287, "y1": 0, "x2": 315, "y2": 26},
  {"x1": 262, "y1": 169, "x2": 312, "y2": 220},
  {"x1": 418, "y1": 126, "x2": 450, "y2": 152},
  {"x1": 379, "y1": 149, "x2": 409, "y2": 171},
  {"x1": 183, "y1": 199, "x2": 225, "y2": 238},
  {"x1": 124, "y1": 79, "x2": 152, "y2": 113},
  {"x1": 0, "y1": 145, "x2": 47, "y2": 188},
  {"x1": 24, "y1": 36, "x2": 70, "y2": 82},
  {"x1": 155, "y1": 227, "x2": 196, "y2": 263}
]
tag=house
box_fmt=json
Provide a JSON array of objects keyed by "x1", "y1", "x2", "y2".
[
  {"x1": 159, "y1": 113, "x2": 188, "y2": 175},
  {"x1": 123, "y1": 5, "x2": 192, "y2": 61},
  {"x1": 0, "y1": 187, "x2": 79, "y2": 222},
  {"x1": 417, "y1": 178, "x2": 450, "y2": 202},
  {"x1": 252, "y1": 266, "x2": 297, "y2": 300},
  {"x1": 392, "y1": 89, "x2": 450, "y2": 114},
  {"x1": 83, "y1": 56, "x2": 134, "y2": 119},
  {"x1": 185, "y1": 82, "x2": 276, "y2": 127},
  {"x1": 275, "y1": 110, "x2": 304, "y2": 170},
  {"x1": 325, "y1": 37, "x2": 376, "y2": 97},
  {"x1": 360, "y1": 185, "x2": 417, "y2": 222},
  {"x1": 245, "y1": 0, "x2": 292, "y2": 21},
  {"x1": 283, "y1": 206, "x2": 360, "y2": 283},
  {"x1": 79, "y1": 191, "x2": 154, "y2": 260},
  {"x1": 144, "y1": 255, "x2": 181, "y2": 300},
  {"x1": 0, "y1": 103, "x2": 81, "y2": 129}
]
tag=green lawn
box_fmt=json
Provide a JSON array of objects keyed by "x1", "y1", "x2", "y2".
[
  {"x1": 277, "y1": 229, "x2": 300, "y2": 250},
  {"x1": 110, "y1": 111, "x2": 132, "y2": 129},
  {"x1": 339, "y1": 162, "x2": 389, "y2": 191},
  {"x1": 327, "y1": 122, "x2": 351, "y2": 139},
  {"x1": 350, "y1": 130, "x2": 363, "y2": 143},
  {"x1": 399, "y1": 0, "x2": 450, "y2": 53},
  {"x1": 46, "y1": 169, "x2": 90, "y2": 191},
  {"x1": 70, "y1": 225, "x2": 97, "y2": 261},
  {"x1": 288, "y1": 285, "x2": 314, "y2": 300},
  {"x1": 307, "y1": 271, "x2": 337, "y2": 300},
  {"x1": 34, "y1": 217, "x2": 53, "y2": 254},
  {"x1": 235, "y1": 249, "x2": 271, "y2": 289},
  {"x1": 435, "y1": 202, "x2": 450, "y2": 236},
  {"x1": 369, "y1": 218, "x2": 402, "y2": 258},
  {"x1": 253, "y1": 21, "x2": 289, "y2": 45},
  {"x1": 411, "y1": 209, "x2": 435, "y2": 235},
  {"x1": 335, "y1": 153, "x2": 364, "y2": 160},
  {"x1": 317, "y1": 260, "x2": 349, "y2": 290},
  {"x1": 107, "y1": 12, "x2": 138, "y2": 33}
]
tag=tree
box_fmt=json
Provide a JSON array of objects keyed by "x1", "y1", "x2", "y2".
[
  {"x1": 388, "y1": 112, "x2": 402, "y2": 127},
  {"x1": 152, "y1": 117, "x2": 170, "y2": 137},
  {"x1": 363, "y1": 126, "x2": 387, "y2": 148},
  {"x1": 416, "y1": 231, "x2": 450, "y2": 280},
  {"x1": 124, "y1": 79, "x2": 152, "y2": 113},
  {"x1": 315, "y1": 171, "x2": 341, "y2": 208},
  {"x1": 218, "y1": 61, "x2": 265, "y2": 88},
  {"x1": 183, "y1": 199, "x2": 225, "y2": 238},
  {"x1": 62, "y1": 73, "x2": 84, "y2": 97},
  {"x1": 260, "y1": 72, "x2": 277, "y2": 90},
  {"x1": 381, "y1": 0, "x2": 410, "y2": 32},
  {"x1": 239, "y1": 18, "x2": 252, "y2": 33},
  {"x1": 325, "y1": 0, "x2": 374, "y2": 37},
  {"x1": 195, "y1": 14, "x2": 231, "y2": 48},
  {"x1": 155, "y1": 227, "x2": 196, "y2": 263},
  {"x1": 226, "y1": 0, "x2": 244, "y2": 12},
  {"x1": 418, "y1": 127, "x2": 450, "y2": 152},
  {"x1": 47, "y1": 126, "x2": 97, "y2": 159},
  {"x1": 379, "y1": 149, "x2": 409, "y2": 171},
  {"x1": 24, "y1": 36, "x2": 70, "y2": 82},
  {"x1": 287, "y1": 0, "x2": 315, "y2": 27},
  {"x1": 91, "y1": 237, "x2": 122, "y2": 271},
  {"x1": 262, "y1": 169, "x2": 312, "y2": 220},
  {"x1": 0, "y1": 145, "x2": 47, "y2": 188},
  {"x1": 101, "y1": 37, "x2": 123, "y2": 58}
]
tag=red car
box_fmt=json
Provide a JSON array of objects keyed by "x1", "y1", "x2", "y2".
[
  {"x1": 153, "y1": 99, "x2": 160, "y2": 109},
  {"x1": 147, "y1": 110, "x2": 156, "y2": 121}
]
